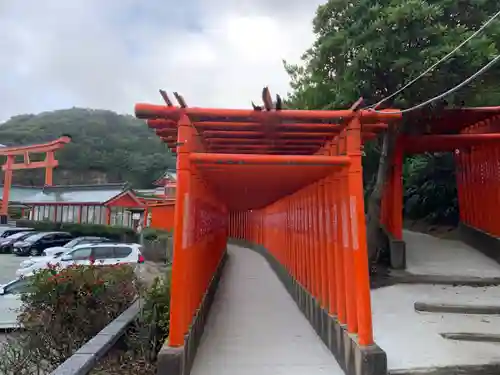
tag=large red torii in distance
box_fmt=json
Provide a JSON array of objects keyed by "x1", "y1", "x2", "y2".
[{"x1": 0, "y1": 136, "x2": 71, "y2": 219}]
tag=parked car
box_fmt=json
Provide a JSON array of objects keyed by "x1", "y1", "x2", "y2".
[
  {"x1": 0, "y1": 231, "x2": 39, "y2": 254},
  {"x1": 42, "y1": 236, "x2": 111, "y2": 257},
  {"x1": 0, "y1": 226, "x2": 34, "y2": 239},
  {"x1": 19, "y1": 236, "x2": 111, "y2": 269},
  {"x1": 12, "y1": 232, "x2": 73, "y2": 257},
  {"x1": 16, "y1": 243, "x2": 145, "y2": 278},
  {"x1": 0, "y1": 277, "x2": 33, "y2": 330}
]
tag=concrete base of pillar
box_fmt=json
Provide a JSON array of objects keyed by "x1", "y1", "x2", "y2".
[{"x1": 380, "y1": 226, "x2": 406, "y2": 270}]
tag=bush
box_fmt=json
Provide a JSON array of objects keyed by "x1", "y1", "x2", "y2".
[
  {"x1": 0, "y1": 263, "x2": 139, "y2": 374},
  {"x1": 403, "y1": 153, "x2": 459, "y2": 225},
  {"x1": 133, "y1": 274, "x2": 171, "y2": 358},
  {"x1": 141, "y1": 227, "x2": 172, "y2": 241},
  {"x1": 91, "y1": 269, "x2": 172, "y2": 374},
  {"x1": 15, "y1": 220, "x2": 138, "y2": 242},
  {"x1": 0, "y1": 263, "x2": 172, "y2": 375}
]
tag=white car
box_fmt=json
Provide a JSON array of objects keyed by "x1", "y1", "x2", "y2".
[
  {"x1": 16, "y1": 243, "x2": 145, "y2": 278},
  {"x1": 19, "y1": 236, "x2": 110, "y2": 269},
  {"x1": 0, "y1": 278, "x2": 32, "y2": 330},
  {"x1": 42, "y1": 236, "x2": 110, "y2": 257},
  {"x1": 19, "y1": 253, "x2": 60, "y2": 271}
]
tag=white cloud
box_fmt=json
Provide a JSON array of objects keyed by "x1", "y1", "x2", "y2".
[{"x1": 0, "y1": 0, "x2": 324, "y2": 120}]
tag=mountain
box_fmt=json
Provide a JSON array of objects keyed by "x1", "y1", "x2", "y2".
[{"x1": 0, "y1": 108, "x2": 176, "y2": 188}]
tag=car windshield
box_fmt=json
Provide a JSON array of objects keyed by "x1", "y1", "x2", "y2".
[
  {"x1": 6, "y1": 231, "x2": 32, "y2": 240},
  {"x1": 23, "y1": 233, "x2": 48, "y2": 243},
  {"x1": 63, "y1": 238, "x2": 81, "y2": 248}
]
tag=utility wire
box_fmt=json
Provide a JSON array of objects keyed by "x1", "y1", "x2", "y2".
[
  {"x1": 367, "y1": 9, "x2": 500, "y2": 110},
  {"x1": 369, "y1": 54, "x2": 500, "y2": 114}
]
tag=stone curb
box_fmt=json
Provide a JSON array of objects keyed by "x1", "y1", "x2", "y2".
[{"x1": 50, "y1": 298, "x2": 142, "y2": 375}]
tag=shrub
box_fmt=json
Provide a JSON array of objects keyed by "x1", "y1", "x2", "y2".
[
  {"x1": 403, "y1": 153, "x2": 459, "y2": 225},
  {"x1": 0, "y1": 263, "x2": 172, "y2": 375},
  {"x1": 140, "y1": 273, "x2": 171, "y2": 350},
  {"x1": 142, "y1": 227, "x2": 172, "y2": 241},
  {"x1": 15, "y1": 220, "x2": 138, "y2": 242},
  {"x1": 0, "y1": 263, "x2": 139, "y2": 374},
  {"x1": 90, "y1": 269, "x2": 172, "y2": 374}
]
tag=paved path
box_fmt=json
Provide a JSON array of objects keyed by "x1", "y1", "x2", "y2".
[
  {"x1": 190, "y1": 245, "x2": 343, "y2": 375},
  {"x1": 404, "y1": 230, "x2": 500, "y2": 277},
  {"x1": 371, "y1": 230, "x2": 500, "y2": 371}
]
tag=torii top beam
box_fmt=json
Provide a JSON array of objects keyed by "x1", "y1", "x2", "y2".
[
  {"x1": 0, "y1": 136, "x2": 71, "y2": 156},
  {"x1": 134, "y1": 103, "x2": 402, "y2": 123}
]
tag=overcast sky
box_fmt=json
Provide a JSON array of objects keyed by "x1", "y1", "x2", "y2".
[{"x1": 0, "y1": 0, "x2": 324, "y2": 121}]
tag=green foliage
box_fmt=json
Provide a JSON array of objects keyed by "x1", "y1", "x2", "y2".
[
  {"x1": 0, "y1": 108, "x2": 176, "y2": 188},
  {"x1": 16, "y1": 219, "x2": 138, "y2": 242},
  {"x1": 285, "y1": 0, "x2": 500, "y2": 110},
  {"x1": 91, "y1": 269, "x2": 172, "y2": 375},
  {"x1": 0, "y1": 263, "x2": 173, "y2": 375},
  {"x1": 285, "y1": 0, "x2": 500, "y2": 224},
  {"x1": 0, "y1": 264, "x2": 138, "y2": 374},
  {"x1": 142, "y1": 227, "x2": 172, "y2": 241},
  {"x1": 403, "y1": 153, "x2": 459, "y2": 224},
  {"x1": 135, "y1": 273, "x2": 171, "y2": 357}
]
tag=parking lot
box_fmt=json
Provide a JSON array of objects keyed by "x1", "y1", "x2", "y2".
[
  {"x1": 0, "y1": 254, "x2": 21, "y2": 346},
  {"x1": 0, "y1": 254, "x2": 21, "y2": 285}
]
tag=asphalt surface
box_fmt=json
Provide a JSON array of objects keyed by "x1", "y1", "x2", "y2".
[
  {"x1": 0, "y1": 254, "x2": 21, "y2": 285},
  {"x1": 0, "y1": 254, "x2": 24, "y2": 345}
]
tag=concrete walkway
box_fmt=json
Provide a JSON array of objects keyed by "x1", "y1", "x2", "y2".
[
  {"x1": 404, "y1": 230, "x2": 500, "y2": 278},
  {"x1": 371, "y1": 230, "x2": 500, "y2": 371},
  {"x1": 190, "y1": 245, "x2": 344, "y2": 375}
]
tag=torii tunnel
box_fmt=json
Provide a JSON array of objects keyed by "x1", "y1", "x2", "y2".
[
  {"x1": 135, "y1": 96, "x2": 500, "y2": 374},
  {"x1": 135, "y1": 100, "x2": 400, "y2": 348}
]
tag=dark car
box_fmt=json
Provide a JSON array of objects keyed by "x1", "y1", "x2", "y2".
[
  {"x1": 0, "y1": 231, "x2": 39, "y2": 254},
  {"x1": 12, "y1": 232, "x2": 73, "y2": 257},
  {"x1": 0, "y1": 227, "x2": 34, "y2": 239},
  {"x1": 41, "y1": 236, "x2": 111, "y2": 257}
]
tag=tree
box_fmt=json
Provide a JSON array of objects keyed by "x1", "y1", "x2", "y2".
[
  {"x1": 0, "y1": 108, "x2": 176, "y2": 188},
  {"x1": 285, "y1": 0, "x2": 500, "y2": 260}
]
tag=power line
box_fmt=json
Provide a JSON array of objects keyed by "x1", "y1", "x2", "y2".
[
  {"x1": 369, "y1": 53, "x2": 500, "y2": 114},
  {"x1": 367, "y1": 9, "x2": 500, "y2": 110}
]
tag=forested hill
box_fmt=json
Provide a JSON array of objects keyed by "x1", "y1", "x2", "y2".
[{"x1": 0, "y1": 108, "x2": 176, "y2": 188}]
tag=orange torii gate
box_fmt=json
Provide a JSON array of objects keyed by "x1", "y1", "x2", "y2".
[
  {"x1": 135, "y1": 90, "x2": 401, "y2": 375},
  {"x1": 380, "y1": 107, "x2": 500, "y2": 267},
  {"x1": 0, "y1": 136, "x2": 71, "y2": 220}
]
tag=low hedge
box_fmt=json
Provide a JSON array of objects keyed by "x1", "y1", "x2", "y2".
[
  {"x1": 16, "y1": 220, "x2": 138, "y2": 242},
  {"x1": 141, "y1": 227, "x2": 172, "y2": 241}
]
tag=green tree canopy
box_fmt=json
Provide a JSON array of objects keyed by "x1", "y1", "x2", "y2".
[
  {"x1": 285, "y1": 0, "x2": 500, "y2": 111},
  {"x1": 285, "y1": 1, "x2": 500, "y2": 257},
  {"x1": 0, "y1": 108, "x2": 176, "y2": 187}
]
